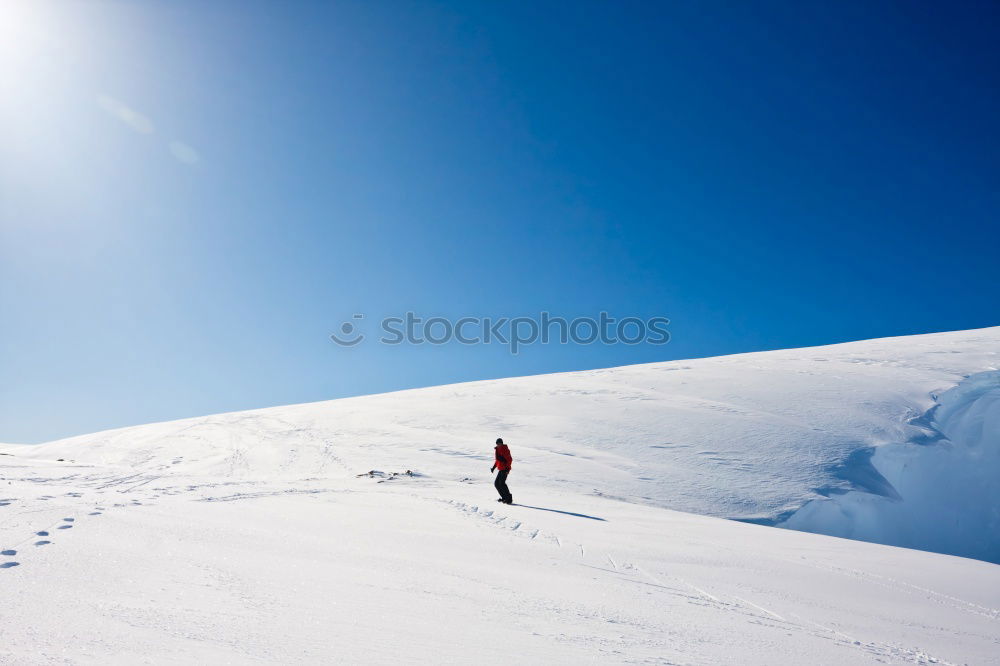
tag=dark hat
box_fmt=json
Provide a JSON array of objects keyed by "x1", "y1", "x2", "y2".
[{"x1": 496, "y1": 437, "x2": 503, "y2": 445}]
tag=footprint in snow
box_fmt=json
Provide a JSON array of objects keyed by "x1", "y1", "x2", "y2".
[
  {"x1": 34, "y1": 541, "x2": 51, "y2": 546},
  {"x1": 1, "y1": 549, "x2": 15, "y2": 556},
  {"x1": 0, "y1": 562, "x2": 19, "y2": 569},
  {"x1": 89, "y1": 511, "x2": 102, "y2": 516},
  {"x1": 36, "y1": 531, "x2": 49, "y2": 536},
  {"x1": 63, "y1": 518, "x2": 74, "y2": 522},
  {"x1": 58, "y1": 525, "x2": 73, "y2": 530}
]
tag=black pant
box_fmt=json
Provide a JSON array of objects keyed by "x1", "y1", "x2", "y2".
[{"x1": 494, "y1": 469, "x2": 512, "y2": 504}]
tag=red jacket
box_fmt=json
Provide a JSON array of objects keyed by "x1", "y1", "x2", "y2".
[{"x1": 494, "y1": 444, "x2": 512, "y2": 471}]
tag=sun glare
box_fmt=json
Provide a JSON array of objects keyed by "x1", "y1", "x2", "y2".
[{"x1": 0, "y1": 0, "x2": 47, "y2": 63}]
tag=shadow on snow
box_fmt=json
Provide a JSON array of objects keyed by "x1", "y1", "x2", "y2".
[{"x1": 515, "y1": 504, "x2": 606, "y2": 521}]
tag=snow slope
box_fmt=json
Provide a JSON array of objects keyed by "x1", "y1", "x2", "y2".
[
  {"x1": 17, "y1": 326, "x2": 1000, "y2": 560},
  {"x1": 1, "y1": 327, "x2": 999, "y2": 664},
  {"x1": 2, "y1": 456, "x2": 1000, "y2": 665}
]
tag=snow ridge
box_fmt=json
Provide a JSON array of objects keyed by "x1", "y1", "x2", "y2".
[{"x1": 782, "y1": 370, "x2": 1000, "y2": 562}]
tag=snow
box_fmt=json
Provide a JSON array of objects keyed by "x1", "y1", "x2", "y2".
[
  {"x1": 782, "y1": 369, "x2": 1000, "y2": 563},
  {"x1": 1, "y1": 327, "x2": 999, "y2": 664}
]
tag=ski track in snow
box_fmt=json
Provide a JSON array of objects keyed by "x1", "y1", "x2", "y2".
[
  {"x1": 435, "y1": 495, "x2": 976, "y2": 666},
  {"x1": 1, "y1": 458, "x2": 993, "y2": 665}
]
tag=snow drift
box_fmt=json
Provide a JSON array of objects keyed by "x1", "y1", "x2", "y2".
[{"x1": 781, "y1": 369, "x2": 1000, "y2": 562}]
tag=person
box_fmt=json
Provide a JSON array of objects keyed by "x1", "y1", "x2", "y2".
[{"x1": 491, "y1": 437, "x2": 513, "y2": 504}]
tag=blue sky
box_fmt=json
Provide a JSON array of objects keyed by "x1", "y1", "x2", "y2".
[{"x1": 2, "y1": 1, "x2": 998, "y2": 443}]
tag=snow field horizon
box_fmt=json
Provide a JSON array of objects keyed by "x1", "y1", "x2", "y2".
[{"x1": 14, "y1": 325, "x2": 1000, "y2": 563}]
